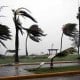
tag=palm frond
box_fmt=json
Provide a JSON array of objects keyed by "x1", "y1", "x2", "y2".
[
  {"x1": 0, "y1": 24, "x2": 11, "y2": 40},
  {"x1": 29, "y1": 25, "x2": 47, "y2": 37},
  {"x1": 16, "y1": 7, "x2": 31, "y2": 13},
  {"x1": 0, "y1": 40, "x2": 7, "y2": 48},
  {"x1": 19, "y1": 10, "x2": 37, "y2": 23},
  {"x1": 5, "y1": 49, "x2": 16, "y2": 55},
  {"x1": 15, "y1": 7, "x2": 37, "y2": 23},
  {"x1": 29, "y1": 34, "x2": 41, "y2": 42},
  {"x1": 56, "y1": 47, "x2": 76, "y2": 57},
  {"x1": 62, "y1": 23, "x2": 77, "y2": 37}
]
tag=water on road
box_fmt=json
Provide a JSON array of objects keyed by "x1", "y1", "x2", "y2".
[{"x1": 0, "y1": 62, "x2": 80, "y2": 77}]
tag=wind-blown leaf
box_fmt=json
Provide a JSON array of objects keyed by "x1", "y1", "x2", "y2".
[
  {"x1": 23, "y1": 24, "x2": 46, "y2": 43},
  {"x1": 0, "y1": 24, "x2": 11, "y2": 40},
  {"x1": 29, "y1": 34, "x2": 41, "y2": 42},
  {"x1": 19, "y1": 10, "x2": 37, "y2": 23},
  {"x1": 62, "y1": 23, "x2": 77, "y2": 37},
  {"x1": 56, "y1": 47, "x2": 76, "y2": 57},
  {"x1": 28, "y1": 25, "x2": 47, "y2": 36},
  {"x1": 0, "y1": 24, "x2": 11, "y2": 48},
  {"x1": 5, "y1": 49, "x2": 16, "y2": 55},
  {"x1": 16, "y1": 7, "x2": 31, "y2": 13},
  {"x1": 0, "y1": 40, "x2": 7, "y2": 48}
]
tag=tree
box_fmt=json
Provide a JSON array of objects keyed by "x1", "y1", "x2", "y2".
[
  {"x1": 60, "y1": 32, "x2": 63, "y2": 52},
  {"x1": 0, "y1": 6, "x2": 11, "y2": 48},
  {"x1": 62, "y1": 23, "x2": 77, "y2": 37},
  {"x1": 12, "y1": 7, "x2": 37, "y2": 63},
  {"x1": 0, "y1": 24, "x2": 11, "y2": 48},
  {"x1": 49, "y1": 47, "x2": 76, "y2": 69},
  {"x1": 23, "y1": 24, "x2": 46, "y2": 56},
  {"x1": 60, "y1": 23, "x2": 77, "y2": 52}
]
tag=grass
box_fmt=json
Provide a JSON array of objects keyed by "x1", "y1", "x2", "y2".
[
  {"x1": 54, "y1": 54, "x2": 79, "y2": 61},
  {"x1": 27, "y1": 65, "x2": 80, "y2": 74},
  {"x1": 0, "y1": 54, "x2": 79, "y2": 64},
  {"x1": 19, "y1": 54, "x2": 79, "y2": 63},
  {"x1": 0, "y1": 56, "x2": 14, "y2": 64}
]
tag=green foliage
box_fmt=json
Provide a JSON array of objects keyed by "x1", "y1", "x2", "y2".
[
  {"x1": 0, "y1": 24, "x2": 11, "y2": 48},
  {"x1": 0, "y1": 54, "x2": 79, "y2": 64},
  {"x1": 0, "y1": 24, "x2": 11, "y2": 40},
  {"x1": 56, "y1": 47, "x2": 77, "y2": 57},
  {"x1": 62, "y1": 23, "x2": 77, "y2": 37},
  {"x1": 28, "y1": 65, "x2": 80, "y2": 74},
  {"x1": 23, "y1": 24, "x2": 46, "y2": 56}
]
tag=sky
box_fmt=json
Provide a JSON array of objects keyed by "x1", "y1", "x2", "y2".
[{"x1": 0, "y1": 0, "x2": 79, "y2": 55}]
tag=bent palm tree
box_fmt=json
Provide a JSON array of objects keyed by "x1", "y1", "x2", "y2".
[
  {"x1": 0, "y1": 6, "x2": 11, "y2": 48},
  {"x1": 0, "y1": 24, "x2": 11, "y2": 48},
  {"x1": 12, "y1": 7, "x2": 37, "y2": 63},
  {"x1": 61, "y1": 23, "x2": 78, "y2": 53},
  {"x1": 62, "y1": 23, "x2": 77, "y2": 37},
  {"x1": 60, "y1": 23, "x2": 77, "y2": 52},
  {"x1": 23, "y1": 24, "x2": 46, "y2": 56}
]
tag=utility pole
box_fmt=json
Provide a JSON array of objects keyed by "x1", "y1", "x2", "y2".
[
  {"x1": 77, "y1": 7, "x2": 80, "y2": 55},
  {"x1": 79, "y1": 7, "x2": 80, "y2": 53}
]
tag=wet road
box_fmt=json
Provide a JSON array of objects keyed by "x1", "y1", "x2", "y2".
[{"x1": 0, "y1": 62, "x2": 80, "y2": 77}]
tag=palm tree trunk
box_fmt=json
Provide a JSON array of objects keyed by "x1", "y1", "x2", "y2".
[
  {"x1": 60, "y1": 32, "x2": 63, "y2": 52},
  {"x1": 15, "y1": 27, "x2": 19, "y2": 63},
  {"x1": 50, "y1": 57, "x2": 54, "y2": 69},
  {"x1": 78, "y1": 46, "x2": 79, "y2": 56},
  {"x1": 78, "y1": 7, "x2": 80, "y2": 56},
  {"x1": 14, "y1": 13, "x2": 19, "y2": 63},
  {"x1": 26, "y1": 33, "x2": 29, "y2": 56}
]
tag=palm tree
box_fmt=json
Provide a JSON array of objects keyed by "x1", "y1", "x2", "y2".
[
  {"x1": 50, "y1": 47, "x2": 76, "y2": 69},
  {"x1": 60, "y1": 23, "x2": 77, "y2": 52},
  {"x1": 23, "y1": 24, "x2": 46, "y2": 56},
  {"x1": 60, "y1": 32, "x2": 63, "y2": 52},
  {"x1": 0, "y1": 24, "x2": 11, "y2": 48},
  {"x1": 0, "y1": 6, "x2": 11, "y2": 48},
  {"x1": 62, "y1": 23, "x2": 77, "y2": 37},
  {"x1": 12, "y1": 8, "x2": 37, "y2": 63}
]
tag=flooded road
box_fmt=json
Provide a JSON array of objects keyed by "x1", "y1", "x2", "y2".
[
  {"x1": 0, "y1": 62, "x2": 80, "y2": 77},
  {"x1": 0, "y1": 66, "x2": 33, "y2": 77}
]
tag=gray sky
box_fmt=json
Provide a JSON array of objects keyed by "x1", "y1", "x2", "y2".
[{"x1": 0, "y1": 0, "x2": 79, "y2": 55}]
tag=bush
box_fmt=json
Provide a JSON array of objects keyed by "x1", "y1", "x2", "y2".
[{"x1": 56, "y1": 47, "x2": 77, "y2": 57}]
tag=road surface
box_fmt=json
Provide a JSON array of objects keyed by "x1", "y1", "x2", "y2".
[{"x1": 0, "y1": 62, "x2": 80, "y2": 77}]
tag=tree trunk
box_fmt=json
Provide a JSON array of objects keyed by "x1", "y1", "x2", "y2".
[
  {"x1": 78, "y1": 7, "x2": 80, "y2": 56},
  {"x1": 26, "y1": 33, "x2": 29, "y2": 56},
  {"x1": 50, "y1": 57, "x2": 54, "y2": 69},
  {"x1": 60, "y1": 32, "x2": 63, "y2": 52},
  {"x1": 13, "y1": 13, "x2": 19, "y2": 63},
  {"x1": 15, "y1": 27, "x2": 19, "y2": 63}
]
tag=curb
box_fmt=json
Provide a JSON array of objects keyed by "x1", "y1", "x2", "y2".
[{"x1": 0, "y1": 70, "x2": 80, "y2": 80}]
